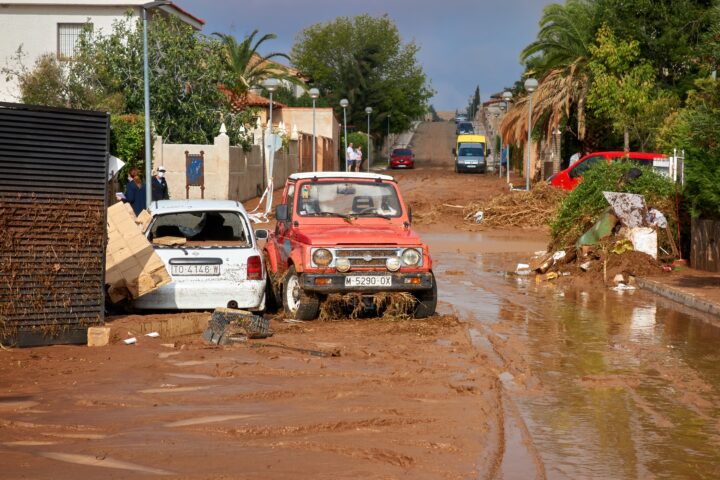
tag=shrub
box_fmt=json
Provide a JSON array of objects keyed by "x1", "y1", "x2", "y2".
[{"x1": 550, "y1": 161, "x2": 678, "y2": 249}]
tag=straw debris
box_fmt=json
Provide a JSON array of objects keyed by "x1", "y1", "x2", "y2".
[
  {"x1": 463, "y1": 182, "x2": 567, "y2": 228},
  {"x1": 319, "y1": 292, "x2": 417, "y2": 321}
]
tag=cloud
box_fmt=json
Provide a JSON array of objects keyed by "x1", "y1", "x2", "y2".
[{"x1": 178, "y1": 0, "x2": 552, "y2": 110}]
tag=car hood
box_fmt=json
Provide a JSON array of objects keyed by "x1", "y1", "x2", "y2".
[{"x1": 294, "y1": 223, "x2": 422, "y2": 246}]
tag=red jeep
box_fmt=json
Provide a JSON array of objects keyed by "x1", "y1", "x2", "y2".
[{"x1": 264, "y1": 172, "x2": 437, "y2": 320}]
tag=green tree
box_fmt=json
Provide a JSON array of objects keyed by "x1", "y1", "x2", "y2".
[
  {"x1": 214, "y1": 30, "x2": 304, "y2": 107},
  {"x1": 291, "y1": 14, "x2": 433, "y2": 147},
  {"x1": 587, "y1": 25, "x2": 668, "y2": 151},
  {"x1": 657, "y1": 78, "x2": 720, "y2": 218},
  {"x1": 15, "y1": 53, "x2": 67, "y2": 107},
  {"x1": 66, "y1": 15, "x2": 230, "y2": 144}
]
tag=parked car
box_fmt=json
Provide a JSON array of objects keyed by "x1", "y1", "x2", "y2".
[
  {"x1": 264, "y1": 172, "x2": 437, "y2": 320},
  {"x1": 389, "y1": 148, "x2": 415, "y2": 169},
  {"x1": 549, "y1": 151, "x2": 667, "y2": 190},
  {"x1": 453, "y1": 134, "x2": 487, "y2": 173},
  {"x1": 456, "y1": 121, "x2": 474, "y2": 135},
  {"x1": 455, "y1": 114, "x2": 467, "y2": 123},
  {"x1": 133, "y1": 200, "x2": 267, "y2": 311}
]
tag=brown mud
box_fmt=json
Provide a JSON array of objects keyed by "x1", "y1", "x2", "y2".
[{"x1": 2, "y1": 122, "x2": 719, "y2": 479}]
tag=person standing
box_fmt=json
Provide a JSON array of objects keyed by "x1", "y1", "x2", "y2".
[
  {"x1": 346, "y1": 142, "x2": 355, "y2": 172},
  {"x1": 124, "y1": 166, "x2": 147, "y2": 215},
  {"x1": 151, "y1": 166, "x2": 169, "y2": 202},
  {"x1": 354, "y1": 145, "x2": 363, "y2": 172}
]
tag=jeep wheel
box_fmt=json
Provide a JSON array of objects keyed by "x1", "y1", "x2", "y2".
[
  {"x1": 413, "y1": 272, "x2": 437, "y2": 318},
  {"x1": 283, "y1": 266, "x2": 319, "y2": 320}
]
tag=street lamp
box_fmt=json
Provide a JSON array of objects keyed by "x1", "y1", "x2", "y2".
[
  {"x1": 309, "y1": 88, "x2": 320, "y2": 172},
  {"x1": 262, "y1": 77, "x2": 279, "y2": 185},
  {"x1": 340, "y1": 98, "x2": 349, "y2": 171},
  {"x1": 142, "y1": 0, "x2": 170, "y2": 207},
  {"x1": 365, "y1": 106, "x2": 372, "y2": 172},
  {"x1": 502, "y1": 91, "x2": 513, "y2": 183},
  {"x1": 387, "y1": 113, "x2": 391, "y2": 162},
  {"x1": 524, "y1": 78, "x2": 538, "y2": 190},
  {"x1": 492, "y1": 107, "x2": 502, "y2": 178}
]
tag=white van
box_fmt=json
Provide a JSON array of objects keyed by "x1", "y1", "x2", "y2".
[{"x1": 132, "y1": 200, "x2": 267, "y2": 311}]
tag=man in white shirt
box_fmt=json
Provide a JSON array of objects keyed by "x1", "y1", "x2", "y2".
[{"x1": 346, "y1": 142, "x2": 356, "y2": 171}]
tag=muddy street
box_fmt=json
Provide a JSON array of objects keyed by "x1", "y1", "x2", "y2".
[{"x1": 1, "y1": 122, "x2": 719, "y2": 479}]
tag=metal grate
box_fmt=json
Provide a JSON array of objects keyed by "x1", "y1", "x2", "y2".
[
  {"x1": 0, "y1": 102, "x2": 109, "y2": 346},
  {"x1": 334, "y1": 248, "x2": 400, "y2": 267}
]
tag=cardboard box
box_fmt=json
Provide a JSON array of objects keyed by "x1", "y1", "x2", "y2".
[{"x1": 105, "y1": 203, "x2": 170, "y2": 302}]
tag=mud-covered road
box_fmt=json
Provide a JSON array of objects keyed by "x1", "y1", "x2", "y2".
[{"x1": 2, "y1": 122, "x2": 719, "y2": 479}]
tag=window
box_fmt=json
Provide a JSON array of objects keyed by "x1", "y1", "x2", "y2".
[
  {"x1": 295, "y1": 181, "x2": 402, "y2": 218},
  {"x1": 150, "y1": 211, "x2": 250, "y2": 247},
  {"x1": 57, "y1": 23, "x2": 91, "y2": 60},
  {"x1": 569, "y1": 155, "x2": 604, "y2": 179}
]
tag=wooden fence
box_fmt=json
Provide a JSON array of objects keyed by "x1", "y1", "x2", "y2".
[{"x1": 691, "y1": 218, "x2": 720, "y2": 272}]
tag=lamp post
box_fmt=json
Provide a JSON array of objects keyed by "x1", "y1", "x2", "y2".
[
  {"x1": 309, "y1": 88, "x2": 320, "y2": 172},
  {"x1": 365, "y1": 107, "x2": 372, "y2": 172},
  {"x1": 524, "y1": 78, "x2": 538, "y2": 190},
  {"x1": 502, "y1": 91, "x2": 513, "y2": 183},
  {"x1": 142, "y1": 0, "x2": 170, "y2": 207},
  {"x1": 387, "y1": 113, "x2": 391, "y2": 162},
  {"x1": 340, "y1": 98, "x2": 349, "y2": 171},
  {"x1": 494, "y1": 107, "x2": 503, "y2": 178},
  {"x1": 262, "y1": 78, "x2": 279, "y2": 185}
]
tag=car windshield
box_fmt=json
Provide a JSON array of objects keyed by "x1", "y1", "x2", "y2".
[
  {"x1": 295, "y1": 180, "x2": 402, "y2": 218},
  {"x1": 149, "y1": 211, "x2": 251, "y2": 247},
  {"x1": 459, "y1": 143, "x2": 485, "y2": 157},
  {"x1": 393, "y1": 149, "x2": 412, "y2": 156}
]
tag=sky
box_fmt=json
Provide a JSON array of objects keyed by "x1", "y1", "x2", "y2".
[{"x1": 178, "y1": 0, "x2": 554, "y2": 112}]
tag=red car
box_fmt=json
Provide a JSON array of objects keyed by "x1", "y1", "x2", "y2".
[
  {"x1": 389, "y1": 148, "x2": 415, "y2": 169},
  {"x1": 549, "y1": 151, "x2": 667, "y2": 191},
  {"x1": 263, "y1": 172, "x2": 436, "y2": 320}
]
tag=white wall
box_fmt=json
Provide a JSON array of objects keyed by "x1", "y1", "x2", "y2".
[{"x1": 0, "y1": 4, "x2": 142, "y2": 102}]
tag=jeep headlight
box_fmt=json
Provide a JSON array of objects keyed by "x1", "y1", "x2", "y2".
[
  {"x1": 312, "y1": 248, "x2": 333, "y2": 267},
  {"x1": 401, "y1": 248, "x2": 421, "y2": 266},
  {"x1": 386, "y1": 256, "x2": 401, "y2": 272}
]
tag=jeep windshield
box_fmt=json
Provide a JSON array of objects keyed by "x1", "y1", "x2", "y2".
[{"x1": 295, "y1": 180, "x2": 402, "y2": 218}]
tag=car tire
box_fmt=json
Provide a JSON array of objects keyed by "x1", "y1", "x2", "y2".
[
  {"x1": 263, "y1": 253, "x2": 281, "y2": 312},
  {"x1": 413, "y1": 272, "x2": 437, "y2": 318},
  {"x1": 282, "y1": 266, "x2": 319, "y2": 320}
]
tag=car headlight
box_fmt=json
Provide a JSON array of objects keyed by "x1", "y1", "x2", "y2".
[
  {"x1": 386, "y1": 256, "x2": 401, "y2": 272},
  {"x1": 401, "y1": 248, "x2": 421, "y2": 266},
  {"x1": 336, "y1": 257, "x2": 351, "y2": 272},
  {"x1": 312, "y1": 248, "x2": 333, "y2": 267}
]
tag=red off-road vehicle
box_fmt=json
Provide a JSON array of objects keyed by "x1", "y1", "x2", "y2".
[{"x1": 264, "y1": 172, "x2": 437, "y2": 320}]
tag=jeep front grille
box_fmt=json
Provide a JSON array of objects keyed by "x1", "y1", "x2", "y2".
[{"x1": 333, "y1": 248, "x2": 400, "y2": 267}]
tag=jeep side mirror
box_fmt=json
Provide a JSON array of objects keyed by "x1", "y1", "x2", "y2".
[
  {"x1": 407, "y1": 205, "x2": 413, "y2": 223},
  {"x1": 254, "y1": 229, "x2": 268, "y2": 240},
  {"x1": 275, "y1": 204, "x2": 289, "y2": 222}
]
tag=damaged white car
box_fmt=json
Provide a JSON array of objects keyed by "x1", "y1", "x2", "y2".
[{"x1": 132, "y1": 200, "x2": 267, "y2": 311}]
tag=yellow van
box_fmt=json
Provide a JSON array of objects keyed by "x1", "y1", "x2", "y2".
[{"x1": 452, "y1": 134, "x2": 487, "y2": 173}]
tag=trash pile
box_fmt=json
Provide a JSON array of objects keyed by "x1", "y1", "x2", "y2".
[
  {"x1": 517, "y1": 190, "x2": 674, "y2": 287},
  {"x1": 202, "y1": 308, "x2": 272, "y2": 345},
  {"x1": 464, "y1": 182, "x2": 568, "y2": 228}
]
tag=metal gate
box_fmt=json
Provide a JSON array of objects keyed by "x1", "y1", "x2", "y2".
[{"x1": 0, "y1": 102, "x2": 110, "y2": 346}]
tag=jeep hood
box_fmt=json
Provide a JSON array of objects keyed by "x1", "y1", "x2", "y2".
[{"x1": 295, "y1": 224, "x2": 422, "y2": 246}]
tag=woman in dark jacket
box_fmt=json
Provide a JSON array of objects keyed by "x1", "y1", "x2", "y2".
[{"x1": 124, "y1": 167, "x2": 147, "y2": 215}]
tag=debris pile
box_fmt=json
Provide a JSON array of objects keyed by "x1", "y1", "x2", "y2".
[
  {"x1": 463, "y1": 182, "x2": 567, "y2": 228},
  {"x1": 319, "y1": 292, "x2": 417, "y2": 321},
  {"x1": 202, "y1": 308, "x2": 272, "y2": 345}
]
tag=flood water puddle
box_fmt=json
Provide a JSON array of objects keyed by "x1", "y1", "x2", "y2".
[{"x1": 433, "y1": 246, "x2": 720, "y2": 479}]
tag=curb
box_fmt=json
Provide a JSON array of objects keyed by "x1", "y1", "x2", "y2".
[{"x1": 636, "y1": 277, "x2": 720, "y2": 318}]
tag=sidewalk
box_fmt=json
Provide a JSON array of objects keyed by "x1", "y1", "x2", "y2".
[{"x1": 638, "y1": 268, "x2": 720, "y2": 320}]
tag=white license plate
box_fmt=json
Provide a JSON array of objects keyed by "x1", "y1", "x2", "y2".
[
  {"x1": 344, "y1": 276, "x2": 392, "y2": 287},
  {"x1": 466, "y1": 164, "x2": 477, "y2": 168},
  {"x1": 171, "y1": 264, "x2": 220, "y2": 276}
]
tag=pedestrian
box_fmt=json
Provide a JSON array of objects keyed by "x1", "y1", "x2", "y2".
[
  {"x1": 354, "y1": 145, "x2": 363, "y2": 172},
  {"x1": 151, "y1": 166, "x2": 169, "y2": 202},
  {"x1": 346, "y1": 142, "x2": 355, "y2": 172},
  {"x1": 124, "y1": 166, "x2": 147, "y2": 216}
]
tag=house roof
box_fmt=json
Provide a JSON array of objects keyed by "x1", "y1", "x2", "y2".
[
  {"x1": 3, "y1": 1, "x2": 205, "y2": 30},
  {"x1": 218, "y1": 85, "x2": 286, "y2": 113}
]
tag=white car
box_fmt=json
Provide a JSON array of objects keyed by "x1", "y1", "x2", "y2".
[{"x1": 132, "y1": 200, "x2": 267, "y2": 311}]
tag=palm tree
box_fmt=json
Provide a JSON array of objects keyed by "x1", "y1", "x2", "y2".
[
  {"x1": 214, "y1": 30, "x2": 302, "y2": 104},
  {"x1": 502, "y1": 0, "x2": 599, "y2": 145}
]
